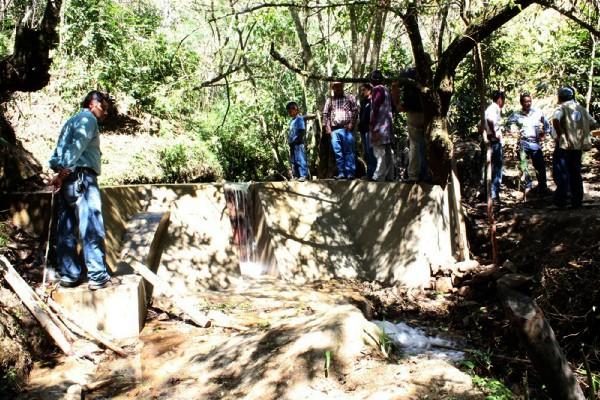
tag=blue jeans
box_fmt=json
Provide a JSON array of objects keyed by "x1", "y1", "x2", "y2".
[
  {"x1": 360, "y1": 131, "x2": 376, "y2": 179},
  {"x1": 289, "y1": 143, "x2": 308, "y2": 178},
  {"x1": 56, "y1": 170, "x2": 110, "y2": 284},
  {"x1": 331, "y1": 128, "x2": 356, "y2": 178},
  {"x1": 483, "y1": 141, "x2": 503, "y2": 199},
  {"x1": 553, "y1": 148, "x2": 583, "y2": 207},
  {"x1": 520, "y1": 144, "x2": 547, "y2": 190}
]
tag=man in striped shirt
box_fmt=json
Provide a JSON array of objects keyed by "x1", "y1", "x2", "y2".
[{"x1": 323, "y1": 82, "x2": 359, "y2": 179}]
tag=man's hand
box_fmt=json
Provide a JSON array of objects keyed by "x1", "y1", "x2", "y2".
[
  {"x1": 325, "y1": 125, "x2": 332, "y2": 135},
  {"x1": 345, "y1": 123, "x2": 353, "y2": 131},
  {"x1": 50, "y1": 168, "x2": 71, "y2": 193}
]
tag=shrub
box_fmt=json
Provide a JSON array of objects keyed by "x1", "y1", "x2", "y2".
[{"x1": 158, "y1": 141, "x2": 222, "y2": 183}]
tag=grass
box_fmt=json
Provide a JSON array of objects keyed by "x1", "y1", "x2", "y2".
[{"x1": 0, "y1": 222, "x2": 9, "y2": 249}]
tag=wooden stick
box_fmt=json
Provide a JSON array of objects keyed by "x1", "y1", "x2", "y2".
[
  {"x1": 0, "y1": 255, "x2": 73, "y2": 355},
  {"x1": 83, "y1": 378, "x2": 113, "y2": 393},
  {"x1": 46, "y1": 297, "x2": 128, "y2": 357},
  {"x1": 128, "y1": 260, "x2": 211, "y2": 327},
  {"x1": 128, "y1": 260, "x2": 247, "y2": 331}
]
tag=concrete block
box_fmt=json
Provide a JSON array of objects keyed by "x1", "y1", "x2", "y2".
[{"x1": 51, "y1": 275, "x2": 146, "y2": 340}]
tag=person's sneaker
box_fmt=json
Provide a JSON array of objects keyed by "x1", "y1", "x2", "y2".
[
  {"x1": 59, "y1": 279, "x2": 81, "y2": 288},
  {"x1": 297, "y1": 176, "x2": 307, "y2": 182},
  {"x1": 334, "y1": 174, "x2": 345, "y2": 180},
  {"x1": 88, "y1": 277, "x2": 121, "y2": 291},
  {"x1": 346, "y1": 176, "x2": 355, "y2": 181}
]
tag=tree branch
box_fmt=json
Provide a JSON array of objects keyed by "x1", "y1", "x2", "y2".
[
  {"x1": 269, "y1": 42, "x2": 421, "y2": 87},
  {"x1": 437, "y1": 0, "x2": 535, "y2": 85},
  {"x1": 208, "y1": 1, "x2": 371, "y2": 22},
  {"x1": 193, "y1": 64, "x2": 247, "y2": 89},
  {"x1": 536, "y1": 0, "x2": 600, "y2": 37}
]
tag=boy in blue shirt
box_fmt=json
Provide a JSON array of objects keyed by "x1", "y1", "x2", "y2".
[{"x1": 286, "y1": 102, "x2": 308, "y2": 181}]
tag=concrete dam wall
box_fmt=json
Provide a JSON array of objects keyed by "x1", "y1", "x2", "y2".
[{"x1": 4, "y1": 181, "x2": 466, "y2": 290}]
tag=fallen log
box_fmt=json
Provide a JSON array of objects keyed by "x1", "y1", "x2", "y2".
[
  {"x1": 0, "y1": 255, "x2": 73, "y2": 355},
  {"x1": 126, "y1": 260, "x2": 248, "y2": 331},
  {"x1": 46, "y1": 297, "x2": 128, "y2": 357},
  {"x1": 127, "y1": 259, "x2": 211, "y2": 328},
  {"x1": 497, "y1": 283, "x2": 585, "y2": 400}
]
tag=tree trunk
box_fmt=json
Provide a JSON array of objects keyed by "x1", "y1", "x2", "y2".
[
  {"x1": 0, "y1": 0, "x2": 63, "y2": 191},
  {"x1": 424, "y1": 114, "x2": 453, "y2": 186},
  {"x1": 498, "y1": 282, "x2": 585, "y2": 400},
  {"x1": 586, "y1": 18, "x2": 598, "y2": 112},
  {"x1": 368, "y1": 5, "x2": 388, "y2": 71}
]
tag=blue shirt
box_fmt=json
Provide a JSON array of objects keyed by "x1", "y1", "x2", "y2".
[
  {"x1": 288, "y1": 115, "x2": 305, "y2": 144},
  {"x1": 507, "y1": 108, "x2": 551, "y2": 151},
  {"x1": 49, "y1": 109, "x2": 102, "y2": 175}
]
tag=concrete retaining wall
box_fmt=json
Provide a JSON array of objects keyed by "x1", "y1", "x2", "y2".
[
  {"x1": 254, "y1": 181, "x2": 457, "y2": 288},
  {"x1": 4, "y1": 180, "x2": 464, "y2": 290}
]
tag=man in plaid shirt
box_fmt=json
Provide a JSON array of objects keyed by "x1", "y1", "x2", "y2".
[{"x1": 323, "y1": 82, "x2": 359, "y2": 179}]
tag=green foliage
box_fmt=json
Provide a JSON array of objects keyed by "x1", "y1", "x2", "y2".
[
  {"x1": 472, "y1": 375, "x2": 514, "y2": 400},
  {"x1": 450, "y1": 6, "x2": 599, "y2": 135},
  {"x1": 324, "y1": 350, "x2": 332, "y2": 377},
  {"x1": 0, "y1": 367, "x2": 21, "y2": 394},
  {"x1": 460, "y1": 349, "x2": 514, "y2": 399},
  {"x1": 0, "y1": 222, "x2": 9, "y2": 249},
  {"x1": 159, "y1": 143, "x2": 188, "y2": 183},
  {"x1": 158, "y1": 141, "x2": 222, "y2": 183},
  {"x1": 58, "y1": 0, "x2": 198, "y2": 115}
]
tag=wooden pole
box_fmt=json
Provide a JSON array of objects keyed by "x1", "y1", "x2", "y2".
[
  {"x1": 46, "y1": 297, "x2": 128, "y2": 357},
  {"x1": 127, "y1": 260, "x2": 247, "y2": 331},
  {"x1": 0, "y1": 255, "x2": 73, "y2": 355}
]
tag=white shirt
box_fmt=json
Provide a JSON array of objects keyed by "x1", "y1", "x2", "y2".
[{"x1": 484, "y1": 102, "x2": 503, "y2": 143}]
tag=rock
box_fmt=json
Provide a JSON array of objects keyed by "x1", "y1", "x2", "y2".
[
  {"x1": 65, "y1": 384, "x2": 82, "y2": 400},
  {"x1": 435, "y1": 277, "x2": 453, "y2": 293},
  {"x1": 501, "y1": 259, "x2": 517, "y2": 273},
  {"x1": 430, "y1": 263, "x2": 442, "y2": 276},
  {"x1": 455, "y1": 259, "x2": 480, "y2": 273},
  {"x1": 497, "y1": 273, "x2": 534, "y2": 289},
  {"x1": 157, "y1": 312, "x2": 170, "y2": 321},
  {"x1": 457, "y1": 286, "x2": 473, "y2": 298}
]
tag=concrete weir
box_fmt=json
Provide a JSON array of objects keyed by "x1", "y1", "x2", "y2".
[{"x1": 4, "y1": 181, "x2": 467, "y2": 337}]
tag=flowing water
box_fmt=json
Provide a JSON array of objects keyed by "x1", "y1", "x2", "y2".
[{"x1": 223, "y1": 182, "x2": 268, "y2": 277}]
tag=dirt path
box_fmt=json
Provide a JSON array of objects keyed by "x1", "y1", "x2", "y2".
[{"x1": 19, "y1": 279, "x2": 483, "y2": 400}]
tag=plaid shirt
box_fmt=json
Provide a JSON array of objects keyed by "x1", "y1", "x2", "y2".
[{"x1": 323, "y1": 94, "x2": 358, "y2": 129}]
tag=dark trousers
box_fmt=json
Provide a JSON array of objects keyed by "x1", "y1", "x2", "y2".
[
  {"x1": 317, "y1": 134, "x2": 337, "y2": 178},
  {"x1": 481, "y1": 141, "x2": 503, "y2": 199},
  {"x1": 553, "y1": 148, "x2": 583, "y2": 207},
  {"x1": 520, "y1": 145, "x2": 547, "y2": 190},
  {"x1": 360, "y1": 131, "x2": 376, "y2": 179}
]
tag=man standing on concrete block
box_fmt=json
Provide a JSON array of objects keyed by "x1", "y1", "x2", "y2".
[
  {"x1": 49, "y1": 91, "x2": 117, "y2": 290},
  {"x1": 286, "y1": 101, "x2": 309, "y2": 182},
  {"x1": 323, "y1": 82, "x2": 359, "y2": 180},
  {"x1": 369, "y1": 70, "x2": 394, "y2": 181},
  {"x1": 395, "y1": 68, "x2": 427, "y2": 183}
]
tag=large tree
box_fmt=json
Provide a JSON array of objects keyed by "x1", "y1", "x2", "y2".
[
  {"x1": 228, "y1": 0, "x2": 600, "y2": 185},
  {"x1": 0, "y1": 0, "x2": 62, "y2": 190}
]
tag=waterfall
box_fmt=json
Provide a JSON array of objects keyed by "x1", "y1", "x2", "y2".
[{"x1": 223, "y1": 183, "x2": 267, "y2": 277}]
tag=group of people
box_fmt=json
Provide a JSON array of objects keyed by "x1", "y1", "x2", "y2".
[
  {"x1": 483, "y1": 87, "x2": 596, "y2": 208},
  {"x1": 48, "y1": 82, "x2": 595, "y2": 291},
  {"x1": 286, "y1": 69, "x2": 428, "y2": 183}
]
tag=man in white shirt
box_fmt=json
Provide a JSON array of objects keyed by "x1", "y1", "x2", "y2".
[{"x1": 483, "y1": 90, "x2": 505, "y2": 202}]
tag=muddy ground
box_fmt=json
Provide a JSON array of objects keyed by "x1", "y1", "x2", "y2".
[{"x1": 1, "y1": 137, "x2": 599, "y2": 399}]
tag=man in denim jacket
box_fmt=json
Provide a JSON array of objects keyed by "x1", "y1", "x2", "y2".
[{"x1": 49, "y1": 91, "x2": 115, "y2": 290}]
